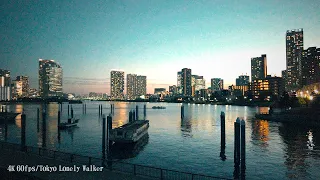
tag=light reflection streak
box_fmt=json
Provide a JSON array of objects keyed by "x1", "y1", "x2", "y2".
[{"x1": 307, "y1": 130, "x2": 315, "y2": 150}]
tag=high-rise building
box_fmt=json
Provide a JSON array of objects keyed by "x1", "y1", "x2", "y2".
[
  {"x1": 191, "y1": 75, "x2": 196, "y2": 96},
  {"x1": 110, "y1": 70, "x2": 124, "y2": 100},
  {"x1": 0, "y1": 69, "x2": 11, "y2": 86},
  {"x1": 282, "y1": 70, "x2": 287, "y2": 91},
  {"x1": 39, "y1": 59, "x2": 63, "y2": 98},
  {"x1": 28, "y1": 88, "x2": 38, "y2": 97},
  {"x1": 192, "y1": 75, "x2": 205, "y2": 96},
  {"x1": 127, "y1": 74, "x2": 137, "y2": 100},
  {"x1": 286, "y1": 29, "x2": 303, "y2": 90},
  {"x1": 15, "y1": 76, "x2": 29, "y2": 97},
  {"x1": 181, "y1": 68, "x2": 192, "y2": 96},
  {"x1": 249, "y1": 75, "x2": 283, "y2": 100},
  {"x1": 169, "y1": 85, "x2": 177, "y2": 95},
  {"x1": 301, "y1": 47, "x2": 320, "y2": 86},
  {"x1": 12, "y1": 80, "x2": 22, "y2": 99},
  {"x1": 211, "y1": 78, "x2": 224, "y2": 91},
  {"x1": 126, "y1": 74, "x2": 146, "y2": 100},
  {"x1": 267, "y1": 75, "x2": 284, "y2": 99},
  {"x1": 0, "y1": 69, "x2": 11, "y2": 101},
  {"x1": 251, "y1": 54, "x2": 267, "y2": 81},
  {"x1": 136, "y1": 75, "x2": 147, "y2": 97},
  {"x1": 192, "y1": 75, "x2": 205, "y2": 92},
  {"x1": 177, "y1": 71, "x2": 182, "y2": 94},
  {"x1": 236, "y1": 75, "x2": 250, "y2": 86}
]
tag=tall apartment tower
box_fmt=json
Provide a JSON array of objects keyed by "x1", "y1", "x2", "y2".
[
  {"x1": 13, "y1": 76, "x2": 29, "y2": 98},
  {"x1": 177, "y1": 71, "x2": 182, "y2": 95},
  {"x1": 127, "y1": 74, "x2": 137, "y2": 100},
  {"x1": 126, "y1": 74, "x2": 146, "y2": 100},
  {"x1": 286, "y1": 29, "x2": 303, "y2": 90},
  {"x1": 181, "y1": 68, "x2": 192, "y2": 96},
  {"x1": 251, "y1": 54, "x2": 267, "y2": 82},
  {"x1": 301, "y1": 47, "x2": 320, "y2": 86},
  {"x1": 191, "y1": 75, "x2": 205, "y2": 96},
  {"x1": 39, "y1": 59, "x2": 63, "y2": 98},
  {"x1": 282, "y1": 70, "x2": 287, "y2": 91},
  {"x1": 0, "y1": 69, "x2": 11, "y2": 101},
  {"x1": 136, "y1": 75, "x2": 147, "y2": 97},
  {"x1": 16, "y1": 76, "x2": 29, "y2": 97},
  {"x1": 110, "y1": 70, "x2": 124, "y2": 100}
]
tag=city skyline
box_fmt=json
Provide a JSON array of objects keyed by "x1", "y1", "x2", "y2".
[{"x1": 1, "y1": 0, "x2": 320, "y2": 94}]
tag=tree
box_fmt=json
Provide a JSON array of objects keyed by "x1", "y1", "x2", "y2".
[{"x1": 280, "y1": 91, "x2": 290, "y2": 109}]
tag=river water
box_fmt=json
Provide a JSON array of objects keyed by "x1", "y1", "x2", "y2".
[{"x1": 0, "y1": 102, "x2": 319, "y2": 179}]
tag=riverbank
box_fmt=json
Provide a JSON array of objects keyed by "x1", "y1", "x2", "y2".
[
  {"x1": 92, "y1": 100, "x2": 272, "y2": 107},
  {"x1": 0, "y1": 99, "x2": 82, "y2": 104},
  {"x1": 255, "y1": 107, "x2": 320, "y2": 127},
  {"x1": 1, "y1": 98, "x2": 273, "y2": 107}
]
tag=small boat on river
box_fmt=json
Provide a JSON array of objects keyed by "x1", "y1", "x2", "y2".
[{"x1": 58, "y1": 118, "x2": 79, "y2": 129}]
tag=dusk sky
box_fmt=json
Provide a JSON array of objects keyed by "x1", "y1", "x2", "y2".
[{"x1": 1, "y1": 0, "x2": 320, "y2": 94}]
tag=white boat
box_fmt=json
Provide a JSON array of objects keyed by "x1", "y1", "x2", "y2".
[
  {"x1": 110, "y1": 120, "x2": 149, "y2": 143},
  {"x1": 58, "y1": 118, "x2": 79, "y2": 129}
]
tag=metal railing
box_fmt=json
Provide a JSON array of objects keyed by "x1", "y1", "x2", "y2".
[{"x1": 0, "y1": 141, "x2": 231, "y2": 180}]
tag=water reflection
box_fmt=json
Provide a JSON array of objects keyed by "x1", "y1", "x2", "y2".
[
  {"x1": 112, "y1": 103, "x2": 127, "y2": 128},
  {"x1": 307, "y1": 130, "x2": 315, "y2": 150},
  {"x1": 251, "y1": 120, "x2": 270, "y2": 148},
  {"x1": 0, "y1": 124, "x2": 8, "y2": 141},
  {"x1": 14, "y1": 104, "x2": 23, "y2": 128},
  {"x1": 278, "y1": 123, "x2": 317, "y2": 179},
  {"x1": 110, "y1": 133, "x2": 149, "y2": 160},
  {"x1": 2, "y1": 102, "x2": 320, "y2": 179},
  {"x1": 257, "y1": 107, "x2": 269, "y2": 114},
  {"x1": 180, "y1": 106, "x2": 193, "y2": 138}
]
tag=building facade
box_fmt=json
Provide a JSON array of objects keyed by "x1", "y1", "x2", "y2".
[
  {"x1": 191, "y1": 75, "x2": 205, "y2": 97},
  {"x1": 136, "y1": 75, "x2": 147, "y2": 98},
  {"x1": 28, "y1": 88, "x2": 38, "y2": 97},
  {"x1": 236, "y1": 75, "x2": 250, "y2": 86},
  {"x1": 0, "y1": 69, "x2": 11, "y2": 86},
  {"x1": 181, "y1": 68, "x2": 192, "y2": 96},
  {"x1": 301, "y1": 47, "x2": 320, "y2": 86},
  {"x1": 0, "y1": 69, "x2": 11, "y2": 101},
  {"x1": 211, "y1": 78, "x2": 224, "y2": 91},
  {"x1": 126, "y1": 74, "x2": 137, "y2": 100},
  {"x1": 169, "y1": 85, "x2": 177, "y2": 95},
  {"x1": 39, "y1": 59, "x2": 63, "y2": 98},
  {"x1": 14, "y1": 76, "x2": 29, "y2": 98},
  {"x1": 286, "y1": 29, "x2": 304, "y2": 90},
  {"x1": 266, "y1": 75, "x2": 283, "y2": 99},
  {"x1": 126, "y1": 74, "x2": 146, "y2": 100},
  {"x1": 249, "y1": 75, "x2": 283, "y2": 100},
  {"x1": 282, "y1": 70, "x2": 287, "y2": 91},
  {"x1": 110, "y1": 71, "x2": 124, "y2": 100},
  {"x1": 251, "y1": 54, "x2": 267, "y2": 81},
  {"x1": 177, "y1": 71, "x2": 182, "y2": 95}
]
